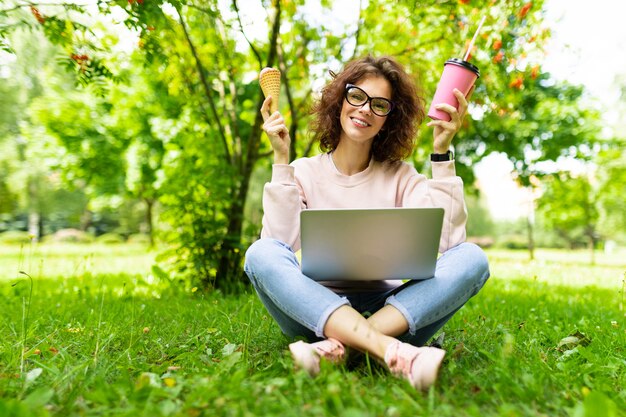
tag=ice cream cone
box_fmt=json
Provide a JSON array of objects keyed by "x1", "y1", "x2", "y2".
[{"x1": 259, "y1": 67, "x2": 281, "y2": 113}]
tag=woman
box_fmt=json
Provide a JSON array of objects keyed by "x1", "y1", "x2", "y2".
[{"x1": 244, "y1": 55, "x2": 490, "y2": 391}]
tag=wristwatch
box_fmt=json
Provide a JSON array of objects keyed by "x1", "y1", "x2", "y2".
[{"x1": 430, "y1": 150, "x2": 453, "y2": 162}]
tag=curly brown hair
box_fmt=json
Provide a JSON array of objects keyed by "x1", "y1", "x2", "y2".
[{"x1": 311, "y1": 55, "x2": 425, "y2": 163}]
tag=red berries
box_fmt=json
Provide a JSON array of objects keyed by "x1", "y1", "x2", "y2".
[
  {"x1": 30, "y1": 6, "x2": 45, "y2": 24},
  {"x1": 70, "y1": 54, "x2": 90, "y2": 72},
  {"x1": 518, "y1": 2, "x2": 532, "y2": 19},
  {"x1": 509, "y1": 76, "x2": 524, "y2": 90}
]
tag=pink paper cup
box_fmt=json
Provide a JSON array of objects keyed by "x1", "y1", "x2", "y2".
[{"x1": 427, "y1": 58, "x2": 480, "y2": 122}]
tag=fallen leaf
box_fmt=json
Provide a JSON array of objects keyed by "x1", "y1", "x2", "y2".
[
  {"x1": 558, "y1": 336, "x2": 581, "y2": 349},
  {"x1": 222, "y1": 343, "x2": 238, "y2": 356},
  {"x1": 558, "y1": 331, "x2": 591, "y2": 350},
  {"x1": 25, "y1": 368, "x2": 43, "y2": 385}
]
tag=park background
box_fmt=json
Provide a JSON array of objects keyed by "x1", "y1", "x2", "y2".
[{"x1": 1, "y1": 1, "x2": 625, "y2": 416}]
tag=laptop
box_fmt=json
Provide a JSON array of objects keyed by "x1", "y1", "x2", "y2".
[{"x1": 300, "y1": 207, "x2": 444, "y2": 281}]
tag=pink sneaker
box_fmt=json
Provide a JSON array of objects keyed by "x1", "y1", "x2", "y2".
[
  {"x1": 288, "y1": 338, "x2": 345, "y2": 376},
  {"x1": 384, "y1": 341, "x2": 446, "y2": 391}
]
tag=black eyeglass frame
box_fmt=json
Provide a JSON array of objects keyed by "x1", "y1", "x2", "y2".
[{"x1": 344, "y1": 84, "x2": 395, "y2": 117}]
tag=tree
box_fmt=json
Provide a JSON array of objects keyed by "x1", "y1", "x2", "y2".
[
  {"x1": 537, "y1": 171, "x2": 600, "y2": 264},
  {"x1": 595, "y1": 143, "x2": 626, "y2": 245},
  {"x1": 0, "y1": 28, "x2": 77, "y2": 239},
  {"x1": 1, "y1": 0, "x2": 612, "y2": 290}
]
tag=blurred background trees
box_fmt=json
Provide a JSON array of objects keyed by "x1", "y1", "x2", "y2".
[{"x1": 1, "y1": 0, "x2": 624, "y2": 290}]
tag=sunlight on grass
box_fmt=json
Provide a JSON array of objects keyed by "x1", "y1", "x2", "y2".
[
  {"x1": 0, "y1": 243, "x2": 157, "y2": 281},
  {"x1": 486, "y1": 248, "x2": 626, "y2": 289},
  {"x1": 1, "y1": 244, "x2": 625, "y2": 416}
]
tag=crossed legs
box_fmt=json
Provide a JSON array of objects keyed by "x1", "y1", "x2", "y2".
[{"x1": 244, "y1": 238, "x2": 490, "y2": 388}]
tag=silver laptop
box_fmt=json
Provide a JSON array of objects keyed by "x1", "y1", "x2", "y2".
[{"x1": 300, "y1": 207, "x2": 444, "y2": 281}]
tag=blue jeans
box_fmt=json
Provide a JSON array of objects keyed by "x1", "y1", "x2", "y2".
[{"x1": 244, "y1": 238, "x2": 490, "y2": 346}]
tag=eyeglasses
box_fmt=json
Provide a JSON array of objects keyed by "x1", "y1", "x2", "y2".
[{"x1": 344, "y1": 84, "x2": 394, "y2": 117}]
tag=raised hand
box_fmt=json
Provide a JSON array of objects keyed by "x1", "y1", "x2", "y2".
[
  {"x1": 260, "y1": 96, "x2": 291, "y2": 165},
  {"x1": 426, "y1": 86, "x2": 475, "y2": 154}
]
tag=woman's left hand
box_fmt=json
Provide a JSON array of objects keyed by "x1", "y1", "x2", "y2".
[{"x1": 427, "y1": 86, "x2": 474, "y2": 154}]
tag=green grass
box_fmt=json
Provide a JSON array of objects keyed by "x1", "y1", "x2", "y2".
[
  {"x1": 0, "y1": 243, "x2": 156, "y2": 281},
  {"x1": 1, "y1": 244, "x2": 625, "y2": 416}
]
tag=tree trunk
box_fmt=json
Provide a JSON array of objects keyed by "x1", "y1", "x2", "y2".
[
  {"x1": 27, "y1": 175, "x2": 40, "y2": 242},
  {"x1": 526, "y1": 215, "x2": 535, "y2": 261},
  {"x1": 144, "y1": 197, "x2": 154, "y2": 247},
  {"x1": 214, "y1": 0, "x2": 282, "y2": 292},
  {"x1": 28, "y1": 212, "x2": 40, "y2": 242},
  {"x1": 525, "y1": 189, "x2": 535, "y2": 261},
  {"x1": 215, "y1": 193, "x2": 246, "y2": 291},
  {"x1": 80, "y1": 209, "x2": 92, "y2": 232},
  {"x1": 214, "y1": 104, "x2": 265, "y2": 291}
]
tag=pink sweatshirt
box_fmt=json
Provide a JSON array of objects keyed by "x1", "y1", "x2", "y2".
[{"x1": 261, "y1": 153, "x2": 467, "y2": 256}]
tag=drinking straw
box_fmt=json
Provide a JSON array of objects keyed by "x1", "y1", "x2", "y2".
[{"x1": 463, "y1": 15, "x2": 487, "y2": 61}]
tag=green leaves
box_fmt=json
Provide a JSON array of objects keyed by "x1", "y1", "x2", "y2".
[
  {"x1": 537, "y1": 172, "x2": 600, "y2": 252},
  {"x1": 573, "y1": 391, "x2": 620, "y2": 417},
  {"x1": 2, "y1": 0, "x2": 622, "y2": 289}
]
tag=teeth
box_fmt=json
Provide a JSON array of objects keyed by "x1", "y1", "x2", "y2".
[{"x1": 352, "y1": 118, "x2": 369, "y2": 127}]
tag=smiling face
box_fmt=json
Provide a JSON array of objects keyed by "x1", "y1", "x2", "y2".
[{"x1": 338, "y1": 75, "x2": 392, "y2": 148}]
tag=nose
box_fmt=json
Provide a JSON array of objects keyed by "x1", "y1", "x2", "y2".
[{"x1": 358, "y1": 100, "x2": 372, "y2": 115}]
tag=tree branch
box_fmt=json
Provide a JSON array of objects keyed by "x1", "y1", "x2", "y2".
[
  {"x1": 277, "y1": 40, "x2": 299, "y2": 161},
  {"x1": 259, "y1": 149, "x2": 274, "y2": 158},
  {"x1": 350, "y1": 0, "x2": 364, "y2": 60},
  {"x1": 302, "y1": 134, "x2": 318, "y2": 158},
  {"x1": 0, "y1": 2, "x2": 91, "y2": 14},
  {"x1": 215, "y1": 14, "x2": 243, "y2": 168},
  {"x1": 240, "y1": 0, "x2": 281, "y2": 178},
  {"x1": 394, "y1": 35, "x2": 447, "y2": 57},
  {"x1": 232, "y1": 0, "x2": 263, "y2": 65},
  {"x1": 177, "y1": 6, "x2": 232, "y2": 164},
  {"x1": 265, "y1": 0, "x2": 281, "y2": 68}
]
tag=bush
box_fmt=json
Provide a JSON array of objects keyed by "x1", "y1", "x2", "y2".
[
  {"x1": 43, "y1": 228, "x2": 94, "y2": 244},
  {"x1": 495, "y1": 234, "x2": 528, "y2": 250},
  {"x1": 466, "y1": 236, "x2": 495, "y2": 248},
  {"x1": 0, "y1": 230, "x2": 33, "y2": 245},
  {"x1": 128, "y1": 233, "x2": 151, "y2": 245},
  {"x1": 95, "y1": 232, "x2": 126, "y2": 244}
]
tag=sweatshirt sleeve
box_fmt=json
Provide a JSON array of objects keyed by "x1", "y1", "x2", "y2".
[
  {"x1": 401, "y1": 160, "x2": 467, "y2": 253},
  {"x1": 260, "y1": 164, "x2": 306, "y2": 251}
]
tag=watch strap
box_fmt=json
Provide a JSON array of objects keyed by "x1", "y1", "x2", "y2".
[{"x1": 430, "y1": 150, "x2": 453, "y2": 162}]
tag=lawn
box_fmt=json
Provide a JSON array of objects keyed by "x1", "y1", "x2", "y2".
[{"x1": 0, "y1": 243, "x2": 624, "y2": 416}]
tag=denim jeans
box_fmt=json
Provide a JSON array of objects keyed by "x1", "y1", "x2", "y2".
[{"x1": 244, "y1": 238, "x2": 490, "y2": 346}]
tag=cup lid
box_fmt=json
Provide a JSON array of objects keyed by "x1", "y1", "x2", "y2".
[{"x1": 444, "y1": 58, "x2": 480, "y2": 77}]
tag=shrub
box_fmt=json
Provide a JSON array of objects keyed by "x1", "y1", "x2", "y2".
[
  {"x1": 466, "y1": 236, "x2": 495, "y2": 248},
  {"x1": 127, "y1": 233, "x2": 151, "y2": 245},
  {"x1": 43, "y1": 228, "x2": 94, "y2": 244},
  {"x1": 95, "y1": 232, "x2": 126, "y2": 244},
  {"x1": 495, "y1": 234, "x2": 528, "y2": 250},
  {"x1": 0, "y1": 230, "x2": 33, "y2": 244}
]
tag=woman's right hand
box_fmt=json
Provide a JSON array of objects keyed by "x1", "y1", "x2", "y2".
[{"x1": 261, "y1": 96, "x2": 290, "y2": 165}]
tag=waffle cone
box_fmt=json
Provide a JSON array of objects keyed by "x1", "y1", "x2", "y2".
[{"x1": 259, "y1": 67, "x2": 281, "y2": 113}]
